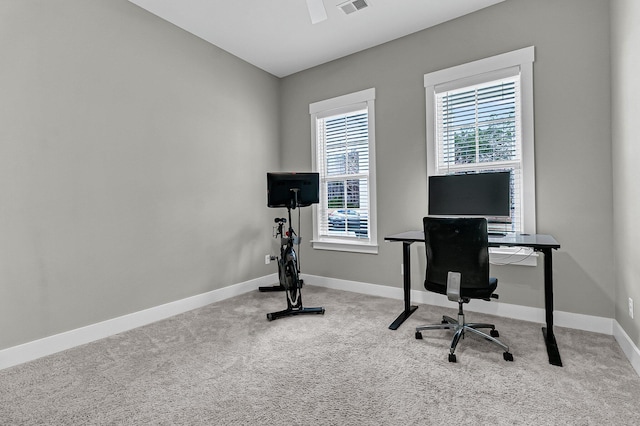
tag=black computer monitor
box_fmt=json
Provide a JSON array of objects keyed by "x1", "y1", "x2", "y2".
[
  {"x1": 428, "y1": 171, "x2": 511, "y2": 219},
  {"x1": 267, "y1": 172, "x2": 320, "y2": 209}
]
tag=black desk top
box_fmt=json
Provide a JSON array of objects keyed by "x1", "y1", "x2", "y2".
[{"x1": 385, "y1": 230, "x2": 560, "y2": 250}]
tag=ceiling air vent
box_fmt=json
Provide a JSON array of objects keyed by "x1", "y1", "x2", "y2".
[{"x1": 338, "y1": 0, "x2": 369, "y2": 15}]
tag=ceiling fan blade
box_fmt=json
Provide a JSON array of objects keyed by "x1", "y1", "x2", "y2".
[{"x1": 306, "y1": 0, "x2": 327, "y2": 24}]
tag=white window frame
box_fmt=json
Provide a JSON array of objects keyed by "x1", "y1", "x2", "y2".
[
  {"x1": 310, "y1": 88, "x2": 378, "y2": 254},
  {"x1": 425, "y1": 47, "x2": 537, "y2": 266}
]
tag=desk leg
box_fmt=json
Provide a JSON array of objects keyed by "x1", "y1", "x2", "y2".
[
  {"x1": 389, "y1": 241, "x2": 418, "y2": 330},
  {"x1": 541, "y1": 247, "x2": 563, "y2": 366}
]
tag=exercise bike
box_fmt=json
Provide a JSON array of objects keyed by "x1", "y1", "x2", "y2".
[{"x1": 265, "y1": 175, "x2": 325, "y2": 321}]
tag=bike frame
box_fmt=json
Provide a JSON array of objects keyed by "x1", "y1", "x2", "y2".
[{"x1": 266, "y1": 203, "x2": 324, "y2": 321}]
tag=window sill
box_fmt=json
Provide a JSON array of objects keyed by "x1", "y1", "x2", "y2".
[
  {"x1": 489, "y1": 247, "x2": 538, "y2": 267},
  {"x1": 311, "y1": 239, "x2": 379, "y2": 254}
]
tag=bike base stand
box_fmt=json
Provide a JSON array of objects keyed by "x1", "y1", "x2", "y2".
[
  {"x1": 266, "y1": 306, "x2": 325, "y2": 321},
  {"x1": 259, "y1": 279, "x2": 303, "y2": 293},
  {"x1": 258, "y1": 285, "x2": 285, "y2": 292}
]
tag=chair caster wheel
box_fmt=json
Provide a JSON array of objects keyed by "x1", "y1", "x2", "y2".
[
  {"x1": 490, "y1": 329, "x2": 499, "y2": 338},
  {"x1": 266, "y1": 313, "x2": 274, "y2": 321},
  {"x1": 415, "y1": 331, "x2": 423, "y2": 340},
  {"x1": 448, "y1": 354, "x2": 457, "y2": 363},
  {"x1": 503, "y1": 352, "x2": 514, "y2": 361}
]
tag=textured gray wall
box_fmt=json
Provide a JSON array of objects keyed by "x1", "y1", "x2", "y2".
[
  {"x1": 611, "y1": 0, "x2": 640, "y2": 346},
  {"x1": 0, "y1": 0, "x2": 280, "y2": 349},
  {"x1": 281, "y1": 0, "x2": 614, "y2": 318}
]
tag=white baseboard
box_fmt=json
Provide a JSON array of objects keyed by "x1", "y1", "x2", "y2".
[
  {"x1": 613, "y1": 321, "x2": 640, "y2": 377},
  {"x1": 304, "y1": 274, "x2": 614, "y2": 334},
  {"x1": 305, "y1": 274, "x2": 640, "y2": 374},
  {"x1": 2, "y1": 272, "x2": 638, "y2": 378},
  {"x1": 0, "y1": 274, "x2": 277, "y2": 371}
]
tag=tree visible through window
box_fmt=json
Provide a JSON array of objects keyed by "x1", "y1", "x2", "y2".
[
  {"x1": 438, "y1": 79, "x2": 521, "y2": 231},
  {"x1": 426, "y1": 47, "x2": 536, "y2": 235}
]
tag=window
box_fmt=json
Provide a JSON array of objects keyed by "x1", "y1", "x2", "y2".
[
  {"x1": 425, "y1": 47, "x2": 536, "y2": 265},
  {"x1": 310, "y1": 88, "x2": 377, "y2": 254}
]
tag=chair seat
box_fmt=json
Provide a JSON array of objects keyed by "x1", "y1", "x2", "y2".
[{"x1": 425, "y1": 277, "x2": 497, "y2": 300}]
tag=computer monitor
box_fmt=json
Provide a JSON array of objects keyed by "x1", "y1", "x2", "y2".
[
  {"x1": 428, "y1": 171, "x2": 511, "y2": 219},
  {"x1": 267, "y1": 172, "x2": 320, "y2": 209}
]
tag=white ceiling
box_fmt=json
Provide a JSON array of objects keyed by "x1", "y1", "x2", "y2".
[{"x1": 127, "y1": 0, "x2": 505, "y2": 78}]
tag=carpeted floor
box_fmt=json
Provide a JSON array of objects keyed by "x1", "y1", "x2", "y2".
[{"x1": 1, "y1": 285, "x2": 639, "y2": 425}]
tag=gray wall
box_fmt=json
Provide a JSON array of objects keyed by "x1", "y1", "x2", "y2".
[
  {"x1": 2, "y1": 0, "x2": 632, "y2": 352},
  {"x1": 0, "y1": 0, "x2": 280, "y2": 350},
  {"x1": 611, "y1": 0, "x2": 640, "y2": 345},
  {"x1": 281, "y1": 0, "x2": 615, "y2": 318}
]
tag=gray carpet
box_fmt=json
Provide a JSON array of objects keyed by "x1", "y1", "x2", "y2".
[{"x1": 1, "y1": 285, "x2": 639, "y2": 425}]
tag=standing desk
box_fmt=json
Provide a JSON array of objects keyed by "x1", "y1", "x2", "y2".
[{"x1": 385, "y1": 231, "x2": 562, "y2": 367}]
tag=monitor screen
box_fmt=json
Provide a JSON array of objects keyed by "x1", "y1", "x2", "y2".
[
  {"x1": 428, "y1": 171, "x2": 511, "y2": 218},
  {"x1": 267, "y1": 172, "x2": 320, "y2": 208}
]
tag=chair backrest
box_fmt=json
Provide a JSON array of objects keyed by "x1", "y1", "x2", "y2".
[{"x1": 423, "y1": 216, "x2": 490, "y2": 291}]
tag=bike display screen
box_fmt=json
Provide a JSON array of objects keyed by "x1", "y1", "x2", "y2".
[{"x1": 267, "y1": 172, "x2": 320, "y2": 208}]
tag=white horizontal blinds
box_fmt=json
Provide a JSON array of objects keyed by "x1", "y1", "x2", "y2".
[
  {"x1": 317, "y1": 107, "x2": 370, "y2": 239},
  {"x1": 435, "y1": 72, "x2": 523, "y2": 233}
]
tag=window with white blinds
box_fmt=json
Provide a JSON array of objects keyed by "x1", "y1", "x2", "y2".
[
  {"x1": 435, "y1": 75, "x2": 523, "y2": 233},
  {"x1": 425, "y1": 47, "x2": 536, "y2": 238},
  {"x1": 310, "y1": 88, "x2": 378, "y2": 254}
]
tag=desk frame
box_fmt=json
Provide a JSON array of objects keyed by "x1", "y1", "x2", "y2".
[{"x1": 385, "y1": 231, "x2": 562, "y2": 367}]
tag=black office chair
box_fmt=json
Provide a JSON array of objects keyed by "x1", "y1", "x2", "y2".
[{"x1": 415, "y1": 217, "x2": 514, "y2": 363}]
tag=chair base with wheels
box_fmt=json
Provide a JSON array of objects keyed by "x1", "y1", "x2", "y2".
[{"x1": 415, "y1": 297, "x2": 513, "y2": 363}]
